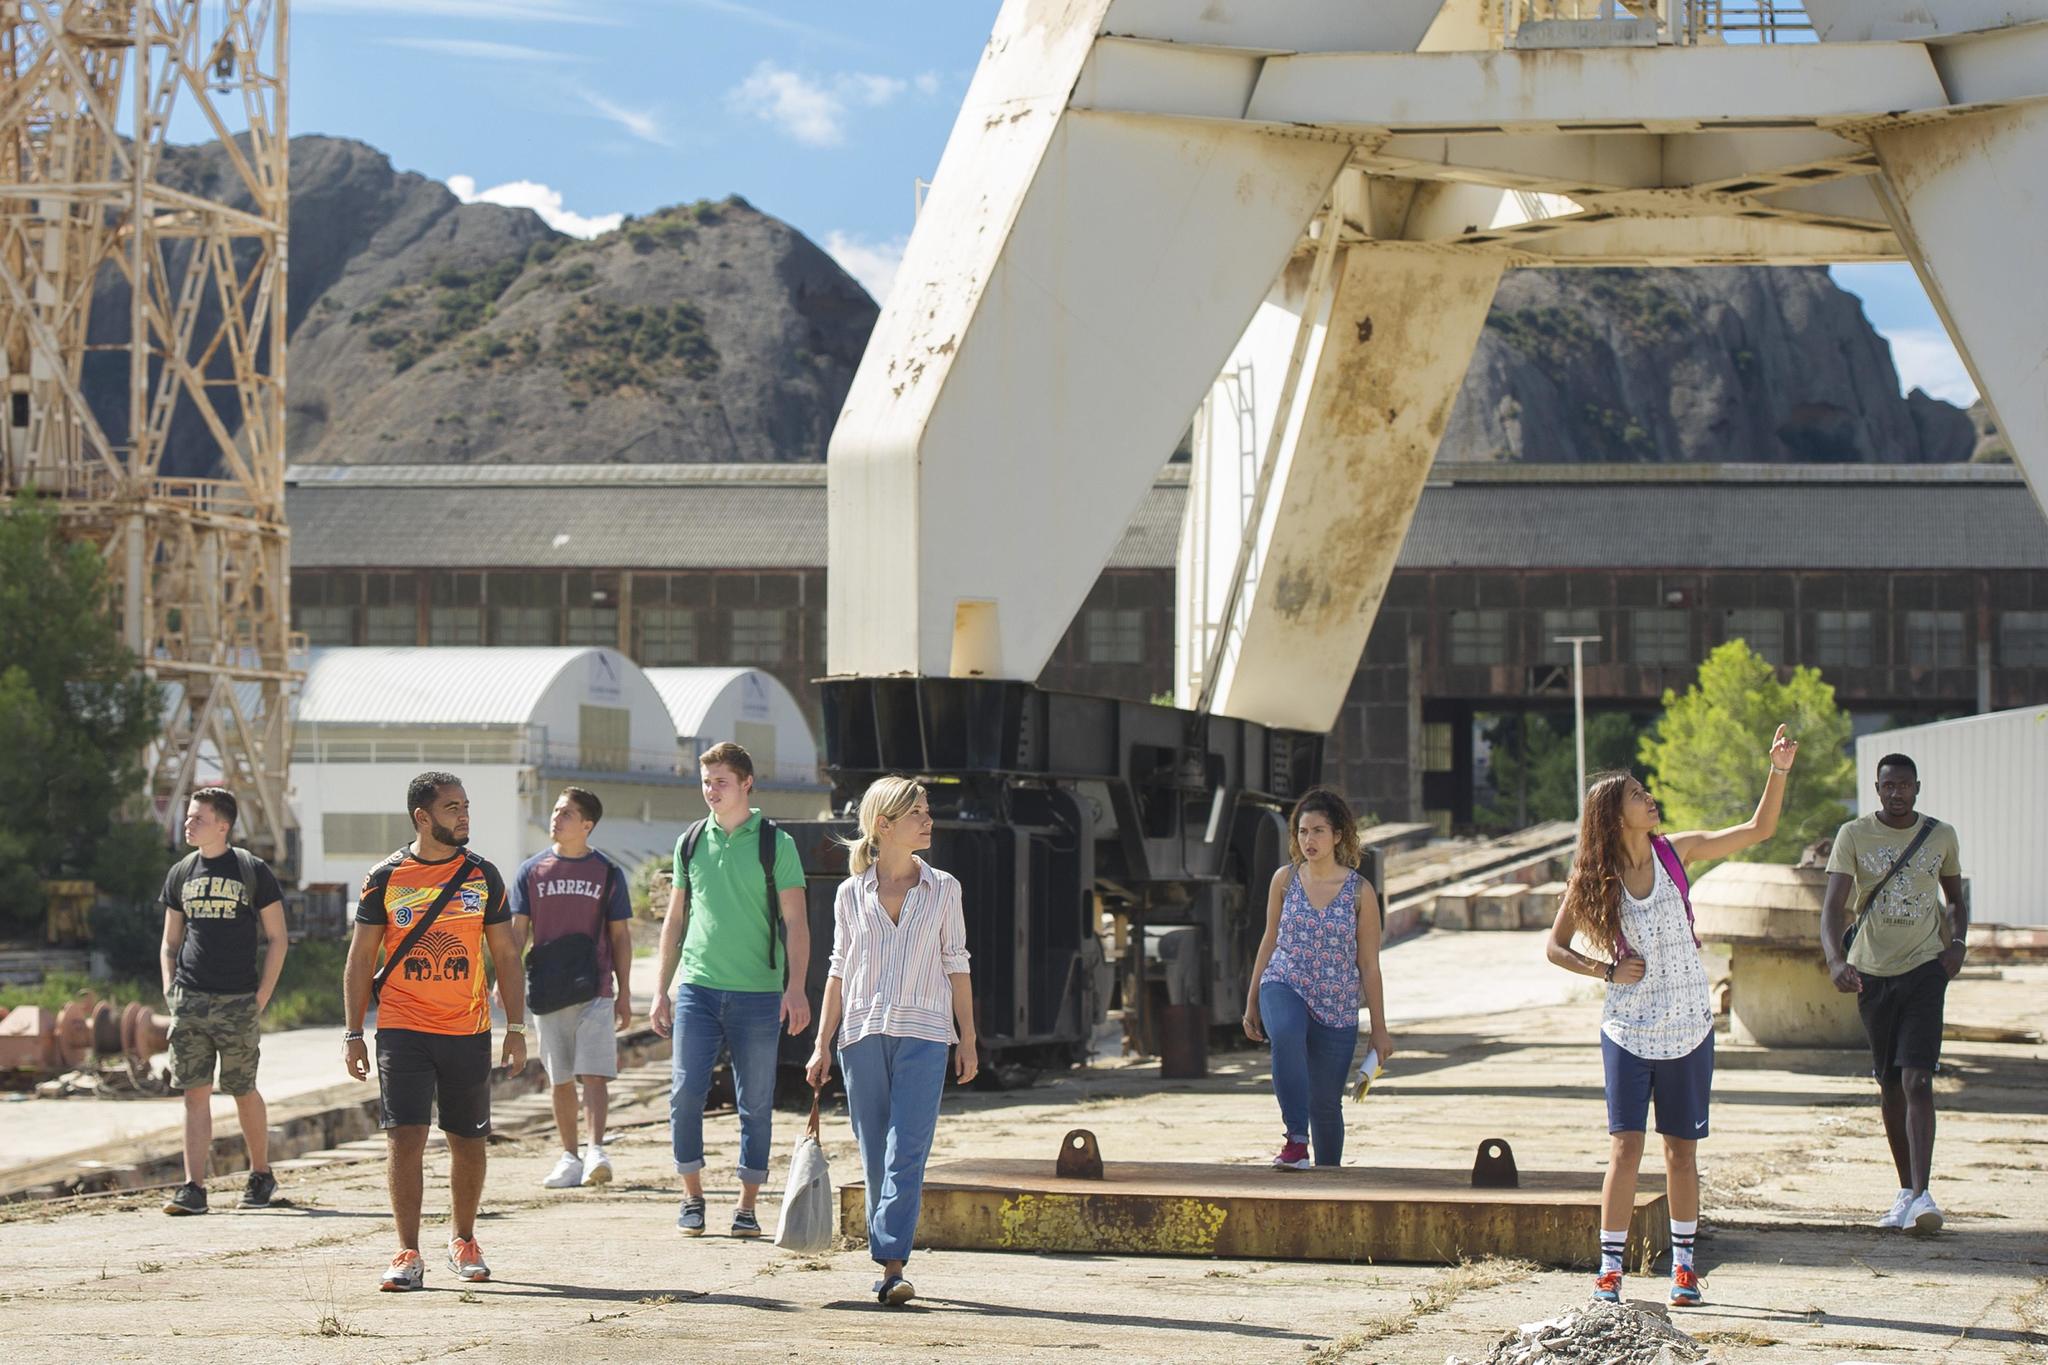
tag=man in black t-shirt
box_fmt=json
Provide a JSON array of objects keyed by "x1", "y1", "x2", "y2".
[{"x1": 158, "y1": 787, "x2": 288, "y2": 1216}]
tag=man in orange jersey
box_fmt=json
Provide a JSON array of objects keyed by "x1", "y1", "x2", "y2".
[{"x1": 343, "y1": 771, "x2": 526, "y2": 1292}]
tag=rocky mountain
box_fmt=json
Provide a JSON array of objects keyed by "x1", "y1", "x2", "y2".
[
  {"x1": 86, "y1": 136, "x2": 876, "y2": 474},
  {"x1": 84, "y1": 135, "x2": 1977, "y2": 473},
  {"x1": 1444, "y1": 266, "x2": 1976, "y2": 463}
]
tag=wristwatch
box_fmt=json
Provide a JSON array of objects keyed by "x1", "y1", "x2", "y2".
[{"x1": 504, "y1": 1021, "x2": 527, "y2": 1035}]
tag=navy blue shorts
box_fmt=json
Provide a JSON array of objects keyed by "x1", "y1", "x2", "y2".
[{"x1": 1602, "y1": 1031, "x2": 1714, "y2": 1139}]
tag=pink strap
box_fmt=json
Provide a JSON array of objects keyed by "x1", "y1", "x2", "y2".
[{"x1": 1616, "y1": 836, "x2": 1698, "y2": 958}]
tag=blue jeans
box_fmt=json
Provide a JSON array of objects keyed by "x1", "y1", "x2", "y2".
[
  {"x1": 840, "y1": 1033, "x2": 949, "y2": 1266},
  {"x1": 1260, "y1": 980, "x2": 1355, "y2": 1166},
  {"x1": 670, "y1": 984, "x2": 781, "y2": 1186}
]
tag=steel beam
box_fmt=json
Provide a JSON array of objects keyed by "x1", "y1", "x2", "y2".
[
  {"x1": 844, "y1": 1157, "x2": 1669, "y2": 1266},
  {"x1": 1874, "y1": 103, "x2": 2048, "y2": 504},
  {"x1": 1181, "y1": 244, "x2": 1501, "y2": 730}
]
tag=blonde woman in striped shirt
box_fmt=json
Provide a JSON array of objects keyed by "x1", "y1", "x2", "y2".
[{"x1": 805, "y1": 776, "x2": 976, "y2": 1307}]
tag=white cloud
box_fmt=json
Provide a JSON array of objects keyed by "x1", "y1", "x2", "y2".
[
  {"x1": 664, "y1": 0, "x2": 865, "y2": 49},
  {"x1": 824, "y1": 230, "x2": 907, "y2": 303},
  {"x1": 380, "y1": 37, "x2": 582, "y2": 62},
  {"x1": 447, "y1": 174, "x2": 623, "y2": 240},
  {"x1": 571, "y1": 87, "x2": 671, "y2": 147},
  {"x1": 914, "y1": 70, "x2": 943, "y2": 96},
  {"x1": 1886, "y1": 328, "x2": 1979, "y2": 406},
  {"x1": 728, "y1": 61, "x2": 911, "y2": 148}
]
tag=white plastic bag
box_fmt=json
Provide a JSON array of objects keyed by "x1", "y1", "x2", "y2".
[{"x1": 774, "y1": 1089, "x2": 835, "y2": 1253}]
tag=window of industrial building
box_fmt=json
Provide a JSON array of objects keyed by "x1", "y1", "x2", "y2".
[
  {"x1": 1813, "y1": 610, "x2": 1875, "y2": 667},
  {"x1": 295, "y1": 605, "x2": 354, "y2": 646},
  {"x1": 730, "y1": 608, "x2": 788, "y2": 664},
  {"x1": 324, "y1": 812, "x2": 418, "y2": 859},
  {"x1": 362, "y1": 573, "x2": 418, "y2": 643},
  {"x1": 2000, "y1": 611, "x2": 2048, "y2": 666},
  {"x1": 364, "y1": 606, "x2": 418, "y2": 645},
  {"x1": 1904, "y1": 610, "x2": 1967, "y2": 668},
  {"x1": 1630, "y1": 609, "x2": 1690, "y2": 665},
  {"x1": 1722, "y1": 608, "x2": 1783, "y2": 663},
  {"x1": 565, "y1": 607, "x2": 618, "y2": 647},
  {"x1": 429, "y1": 607, "x2": 482, "y2": 645},
  {"x1": 1421, "y1": 722, "x2": 1455, "y2": 773},
  {"x1": 1083, "y1": 608, "x2": 1146, "y2": 665},
  {"x1": 637, "y1": 607, "x2": 698, "y2": 665},
  {"x1": 1447, "y1": 609, "x2": 1507, "y2": 665},
  {"x1": 1540, "y1": 610, "x2": 1601, "y2": 664},
  {"x1": 579, "y1": 705, "x2": 630, "y2": 771},
  {"x1": 493, "y1": 606, "x2": 557, "y2": 646}
]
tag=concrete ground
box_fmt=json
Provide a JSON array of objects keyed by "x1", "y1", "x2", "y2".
[{"x1": 1, "y1": 930, "x2": 2043, "y2": 1364}]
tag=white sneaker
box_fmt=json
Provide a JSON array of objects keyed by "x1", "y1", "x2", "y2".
[
  {"x1": 1876, "y1": 1189, "x2": 1916, "y2": 1229},
  {"x1": 582, "y1": 1145, "x2": 613, "y2": 1185},
  {"x1": 542, "y1": 1151, "x2": 585, "y2": 1189},
  {"x1": 1906, "y1": 1190, "x2": 1944, "y2": 1235}
]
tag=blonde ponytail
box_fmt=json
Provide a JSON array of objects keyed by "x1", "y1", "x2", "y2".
[{"x1": 837, "y1": 775, "x2": 924, "y2": 874}]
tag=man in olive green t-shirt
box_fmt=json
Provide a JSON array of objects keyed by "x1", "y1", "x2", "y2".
[
  {"x1": 651, "y1": 741, "x2": 810, "y2": 1239},
  {"x1": 1821, "y1": 752, "x2": 1967, "y2": 1237}
]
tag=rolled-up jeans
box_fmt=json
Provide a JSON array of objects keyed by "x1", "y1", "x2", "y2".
[
  {"x1": 840, "y1": 1032, "x2": 949, "y2": 1266},
  {"x1": 1259, "y1": 980, "x2": 1355, "y2": 1167},
  {"x1": 669, "y1": 983, "x2": 781, "y2": 1187}
]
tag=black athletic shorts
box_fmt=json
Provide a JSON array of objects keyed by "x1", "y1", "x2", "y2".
[
  {"x1": 376, "y1": 1028, "x2": 494, "y2": 1136},
  {"x1": 1857, "y1": 956, "x2": 1949, "y2": 1081}
]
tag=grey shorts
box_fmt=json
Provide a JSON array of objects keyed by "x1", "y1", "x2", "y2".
[{"x1": 534, "y1": 995, "x2": 619, "y2": 1086}]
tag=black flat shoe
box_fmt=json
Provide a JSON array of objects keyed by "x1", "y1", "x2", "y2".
[{"x1": 872, "y1": 1275, "x2": 915, "y2": 1306}]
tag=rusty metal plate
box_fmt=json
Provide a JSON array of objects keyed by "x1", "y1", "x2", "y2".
[
  {"x1": 840, "y1": 1158, "x2": 1666, "y2": 1267},
  {"x1": 1055, "y1": 1129, "x2": 1104, "y2": 1180},
  {"x1": 1471, "y1": 1137, "x2": 1520, "y2": 1189}
]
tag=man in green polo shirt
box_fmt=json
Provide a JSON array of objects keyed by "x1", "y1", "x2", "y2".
[{"x1": 652, "y1": 740, "x2": 810, "y2": 1238}]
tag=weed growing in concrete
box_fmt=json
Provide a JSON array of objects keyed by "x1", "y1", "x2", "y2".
[
  {"x1": 457, "y1": 1289, "x2": 481, "y2": 1304},
  {"x1": 136, "y1": 1261, "x2": 164, "y2": 1274},
  {"x1": 1306, "y1": 1257, "x2": 1537, "y2": 1363},
  {"x1": 637, "y1": 1294, "x2": 677, "y2": 1306}
]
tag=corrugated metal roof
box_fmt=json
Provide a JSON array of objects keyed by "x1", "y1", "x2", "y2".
[
  {"x1": 296, "y1": 647, "x2": 615, "y2": 726},
  {"x1": 643, "y1": 666, "x2": 757, "y2": 736},
  {"x1": 285, "y1": 463, "x2": 2048, "y2": 573}
]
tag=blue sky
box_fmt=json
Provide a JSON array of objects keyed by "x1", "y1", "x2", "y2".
[{"x1": 277, "y1": 0, "x2": 1971, "y2": 406}]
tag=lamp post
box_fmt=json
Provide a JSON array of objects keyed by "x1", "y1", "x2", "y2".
[{"x1": 1554, "y1": 635, "x2": 1603, "y2": 818}]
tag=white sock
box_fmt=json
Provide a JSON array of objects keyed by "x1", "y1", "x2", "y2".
[
  {"x1": 1670, "y1": 1218, "x2": 1697, "y2": 1271},
  {"x1": 1897, "y1": 1186, "x2": 1915, "y2": 1203},
  {"x1": 1599, "y1": 1229, "x2": 1627, "y2": 1276}
]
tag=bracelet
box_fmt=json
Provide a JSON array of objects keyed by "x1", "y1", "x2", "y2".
[
  {"x1": 504, "y1": 1021, "x2": 526, "y2": 1035},
  {"x1": 342, "y1": 1029, "x2": 363, "y2": 1043},
  {"x1": 1769, "y1": 763, "x2": 1792, "y2": 775},
  {"x1": 1951, "y1": 937, "x2": 1968, "y2": 949},
  {"x1": 1603, "y1": 960, "x2": 1617, "y2": 982}
]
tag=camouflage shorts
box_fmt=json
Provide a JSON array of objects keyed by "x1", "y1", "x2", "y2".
[{"x1": 167, "y1": 987, "x2": 262, "y2": 1095}]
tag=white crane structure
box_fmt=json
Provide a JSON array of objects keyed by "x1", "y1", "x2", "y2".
[{"x1": 827, "y1": 0, "x2": 2048, "y2": 735}]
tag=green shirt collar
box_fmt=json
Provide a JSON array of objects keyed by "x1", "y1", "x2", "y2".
[{"x1": 708, "y1": 808, "x2": 763, "y2": 843}]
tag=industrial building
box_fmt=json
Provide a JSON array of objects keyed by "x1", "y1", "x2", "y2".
[
  {"x1": 290, "y1": 647, "x2": 823, "y2": 887},
  {"x1": 286, "y1": 460, "x2": 2048, "y2": 834}
]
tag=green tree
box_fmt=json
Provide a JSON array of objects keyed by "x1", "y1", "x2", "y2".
[
  {"x1": 1478, "y1": 711, "x2": 1646, "y2": 828},
  {"x1": 1640, "y1": 640, "x2": 1854, "y2": 864},
  {"x1": 0, "y1": 499, "x2": 167, "y2": 932}
]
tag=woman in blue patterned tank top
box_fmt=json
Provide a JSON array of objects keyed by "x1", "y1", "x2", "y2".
[{"x1": 1244, "y1": 787, "x2": 1393, "y2": 1170}]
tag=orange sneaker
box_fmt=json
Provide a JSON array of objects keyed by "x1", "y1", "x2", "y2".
[
  {"x1": 379, "y1": 1249, "x2": 425, "y2": 1292},
  {"x1": 1592, "y1": 1270, "x2": 1622, "y2": 1303},
  {"x1": 447, "y1": 1236, "x2": 490, "y2": 1283},
  {"x1": 1670, "y1": 1266, "x2": 1702, "y2": 1306}
]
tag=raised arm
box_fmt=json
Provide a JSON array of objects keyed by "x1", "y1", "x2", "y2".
[{"x1": 1666, "y1": 723, "x2": 1799, "y2": 864}]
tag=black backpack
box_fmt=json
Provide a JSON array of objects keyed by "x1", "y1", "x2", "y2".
[{"x1": 677, "y1": 817, "x2": 788, "y2": 972}]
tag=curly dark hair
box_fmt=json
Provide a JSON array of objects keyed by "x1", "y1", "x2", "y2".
[
  {"x1": 1287, "y1": 786, "x2": 1363, "y2": 869},
  {"x1": 1558, "y1": 770, "x2": 1636, "y2": 956}
]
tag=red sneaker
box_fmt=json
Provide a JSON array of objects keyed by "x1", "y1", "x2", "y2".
[
  {"x1": 1592, "y1": 1270, "x2": 1622, "y2": 1303},
  {"x1": 1272, "y1": 1139, "x2": 1311, "y2": 1171},
  {"x1": 1670, "y1": 1266, "x2": 1702, "y2": 1306}
]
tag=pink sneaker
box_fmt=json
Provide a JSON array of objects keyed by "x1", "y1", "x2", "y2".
[{"x1": 1272, "y1": 1138, "x2": 1312, "y2": 1171}]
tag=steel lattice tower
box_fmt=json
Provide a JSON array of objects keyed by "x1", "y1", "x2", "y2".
[{"x1": 1, "y1": 0, "x2": 292, "y2": 858}]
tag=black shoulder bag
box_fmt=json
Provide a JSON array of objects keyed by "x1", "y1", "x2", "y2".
[
  {"x1": 525, "y1": 863, "x2": 611, "y2": 1015},
  {"x1": 370, "y1": 856, "x2": 475, "y2": 1006},
  {"x1": 1842, "y1": 817, "x2": 1939, "y2": 956},
  {"x1": 677, "y1": 817, "x2": 789, "y2": 971}
]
